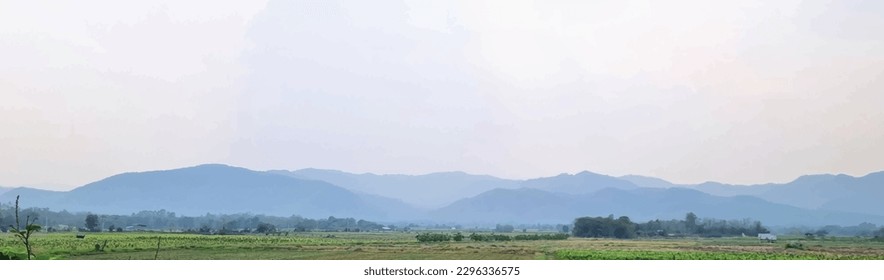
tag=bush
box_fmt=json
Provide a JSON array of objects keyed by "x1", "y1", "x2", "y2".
[
  {"x1": 785, "y1": 242, "x2": 805, "y2": 250},
  {"x1": 465, "y1": 233, "x2": 568, "y2": 242},
  {"x1": 0, "y1": 249, "x2": 25, "y2": 260},
  {"x1": 469, "y1": 233, "x2": 485, "y2": 241},
  {"x1": 488, "y1": 233, "x2": 511, "y2": 241},
  {"x1": 513, "y1": 233, "x2": 569, "y2": 241},
  {"x1": 453, "y1": 232, "x2": 464, "y2": 241},
  {"x1": 415, "y1": 233, "x2": 452, "y2": 242}
]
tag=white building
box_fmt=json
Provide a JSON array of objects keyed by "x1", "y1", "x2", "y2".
[{"x1": 758, "y1": 233, "x2": 777, "y2": 242}]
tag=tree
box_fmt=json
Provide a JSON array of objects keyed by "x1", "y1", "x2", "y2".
[
  {"x1": 614, "y1": 216, "x2": 636, "y2": 239},
  {"x1": 573, "y1": 215, "x2": 636, "y2": 239},
  {"x1": 8, "y1": 195, "x2": 41, "y2": 260},
  {"x1": 256, "y1": 222, "x2": 277, "y2": 234},
  {"x1": 494, "y1": 224, "x2": 514, "y2": 233},
  {"x1": 573, "y1": 217, "x2": 605, "y2": 238},
  {"x1": 753, "y1": 221, "x2": 768, "y2": 234},
  {"x1": 685, "y1": 212, "x2": 698, "y2": 234},
  {"x1": 85, "y1": 214, "x2": 100, "y2": 232},
  {"x1": 198, "y1": 224, "x2": 212, "y2": 233}
]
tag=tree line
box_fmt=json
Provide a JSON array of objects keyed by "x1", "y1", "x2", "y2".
[
  {"x1": 0, "y1": 204, "x2": 388, "y2": 233},
  {"x1": 415, "y1": 232, "x2": 569, "y2": 242},
  {"x1": 572, "y1": 212, "x2": 771, "y2": 239},
  {"x1": 777, "y1": 222, "x2": 884, "y2": 238}
]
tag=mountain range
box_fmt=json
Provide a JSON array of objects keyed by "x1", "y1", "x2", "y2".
[
  {"x1": 1, "y1": 164, "x2": 883, "y2": 227},
  {"x1": 619, "y1": 172, "x2": 884, "y2": 217},
  {"x1": 268, "y1": 169, "x2": 520, "y2": 208},
  {"x1": 0, "y1": 165, "x2": 417, "y2": 220}
]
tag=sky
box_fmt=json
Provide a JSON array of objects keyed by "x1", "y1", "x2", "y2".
[{"x1": 2, "y1": 0, "x2": 883, "y2": 190}]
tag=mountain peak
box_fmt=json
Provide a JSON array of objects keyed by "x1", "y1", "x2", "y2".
[
  {"x1": 551, "y1": 170, "x2": 604, "y2": 178},
  {"x1": 789, "y1": 173, "x2": 839, "y2": 184},
  {"x1": 619, "y1": 175, "x2": 675, "y2": 188},
  {"x1": 182, "y1": 163, "x2": 246, "y2": 171},
  {"x1": 522, "y1": 170, "x2": 638, "y2": 195}
]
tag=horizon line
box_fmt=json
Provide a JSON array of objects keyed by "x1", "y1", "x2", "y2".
[{"x1": 3, "y1": 162, "x2": 881, "y2": 192}]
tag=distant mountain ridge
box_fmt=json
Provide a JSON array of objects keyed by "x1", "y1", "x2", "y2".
[
  {"x1": 0, "y1": 164, "x2": 422, "y2": 221},
  {"x1": 522, "y1": 171, "x2": 639, "y2": 194},
  {"x1": 432, "y1": 186, "x2": 884, "y2": 226},
  {"x1": 270, "y1": 168, "x2": 521, "y2": 208},
  {"x1": 0, "y1": 187, "x2": 66, "y2": 207},
  {"x1": 622, "y1": 171, "x2": 884, "y2": 216},
  {"x1": 618, "y1": 175, "x2": 677, "y2": 189},
  {"x1": 2, "y1": 165, "x2": 882, "y2": 227}
]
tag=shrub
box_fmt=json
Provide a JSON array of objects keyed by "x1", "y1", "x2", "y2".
[
  {"x1": 469, "y1": 233, "x2": 485, "y2": 241},
  {"x1": 453, "y1": 232, "x2": 465, "y2": 241},
  {"x1": 513, "y1": 233, "x2": 569, "y2": 240},
  {"x1": 785, "y1": 242, "x2": 805, "y2": 250},
  {"x1": 488, "y1": 233, "x2": 511, "y2": 241},
  {"x1": 466, "y1": 233, "x2": 569, "y2": 242},
  {"x1": 0, "y1": 249, "x2": 24, "y2": 260},
  {"x1": 415, "y1": 233, "x2": 452, "y2": 242}
]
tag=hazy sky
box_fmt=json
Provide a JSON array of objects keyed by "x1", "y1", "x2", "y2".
[{"x1": 2, "y1": 0, "x2": 883, "y2": 190}]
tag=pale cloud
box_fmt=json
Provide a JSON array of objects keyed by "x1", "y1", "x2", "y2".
[
  {"x1": 1, "y1": 1, "x2": 268, "y2": 187},
  {"x1": 2, "y1": 0, "x2": 882, "y2": 189}
]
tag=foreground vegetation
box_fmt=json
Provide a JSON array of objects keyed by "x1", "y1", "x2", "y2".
[
  {"x1": 3, "y1": 231, "x2": 884, "y2": 260},
  {"x1": 3, "y1": 199, "x2": 883, "y2": 260}
]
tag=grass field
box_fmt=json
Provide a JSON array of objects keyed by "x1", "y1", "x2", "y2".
[{"x1": 2, "y1": 232, "x2": 884, "y2": 260}]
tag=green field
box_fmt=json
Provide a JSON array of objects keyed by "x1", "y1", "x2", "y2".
[{"x1": 2, "y1": 232, "x2": 884, "y2": 260}]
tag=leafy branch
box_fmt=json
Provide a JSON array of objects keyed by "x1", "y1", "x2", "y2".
[{"x1": 8, "y1": 195, "x2": 41, "y2": 260}]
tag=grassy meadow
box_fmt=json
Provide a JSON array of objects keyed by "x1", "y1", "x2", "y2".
[{"x1": 3, "y1": 231, "x2": 884, "y2": 260}]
